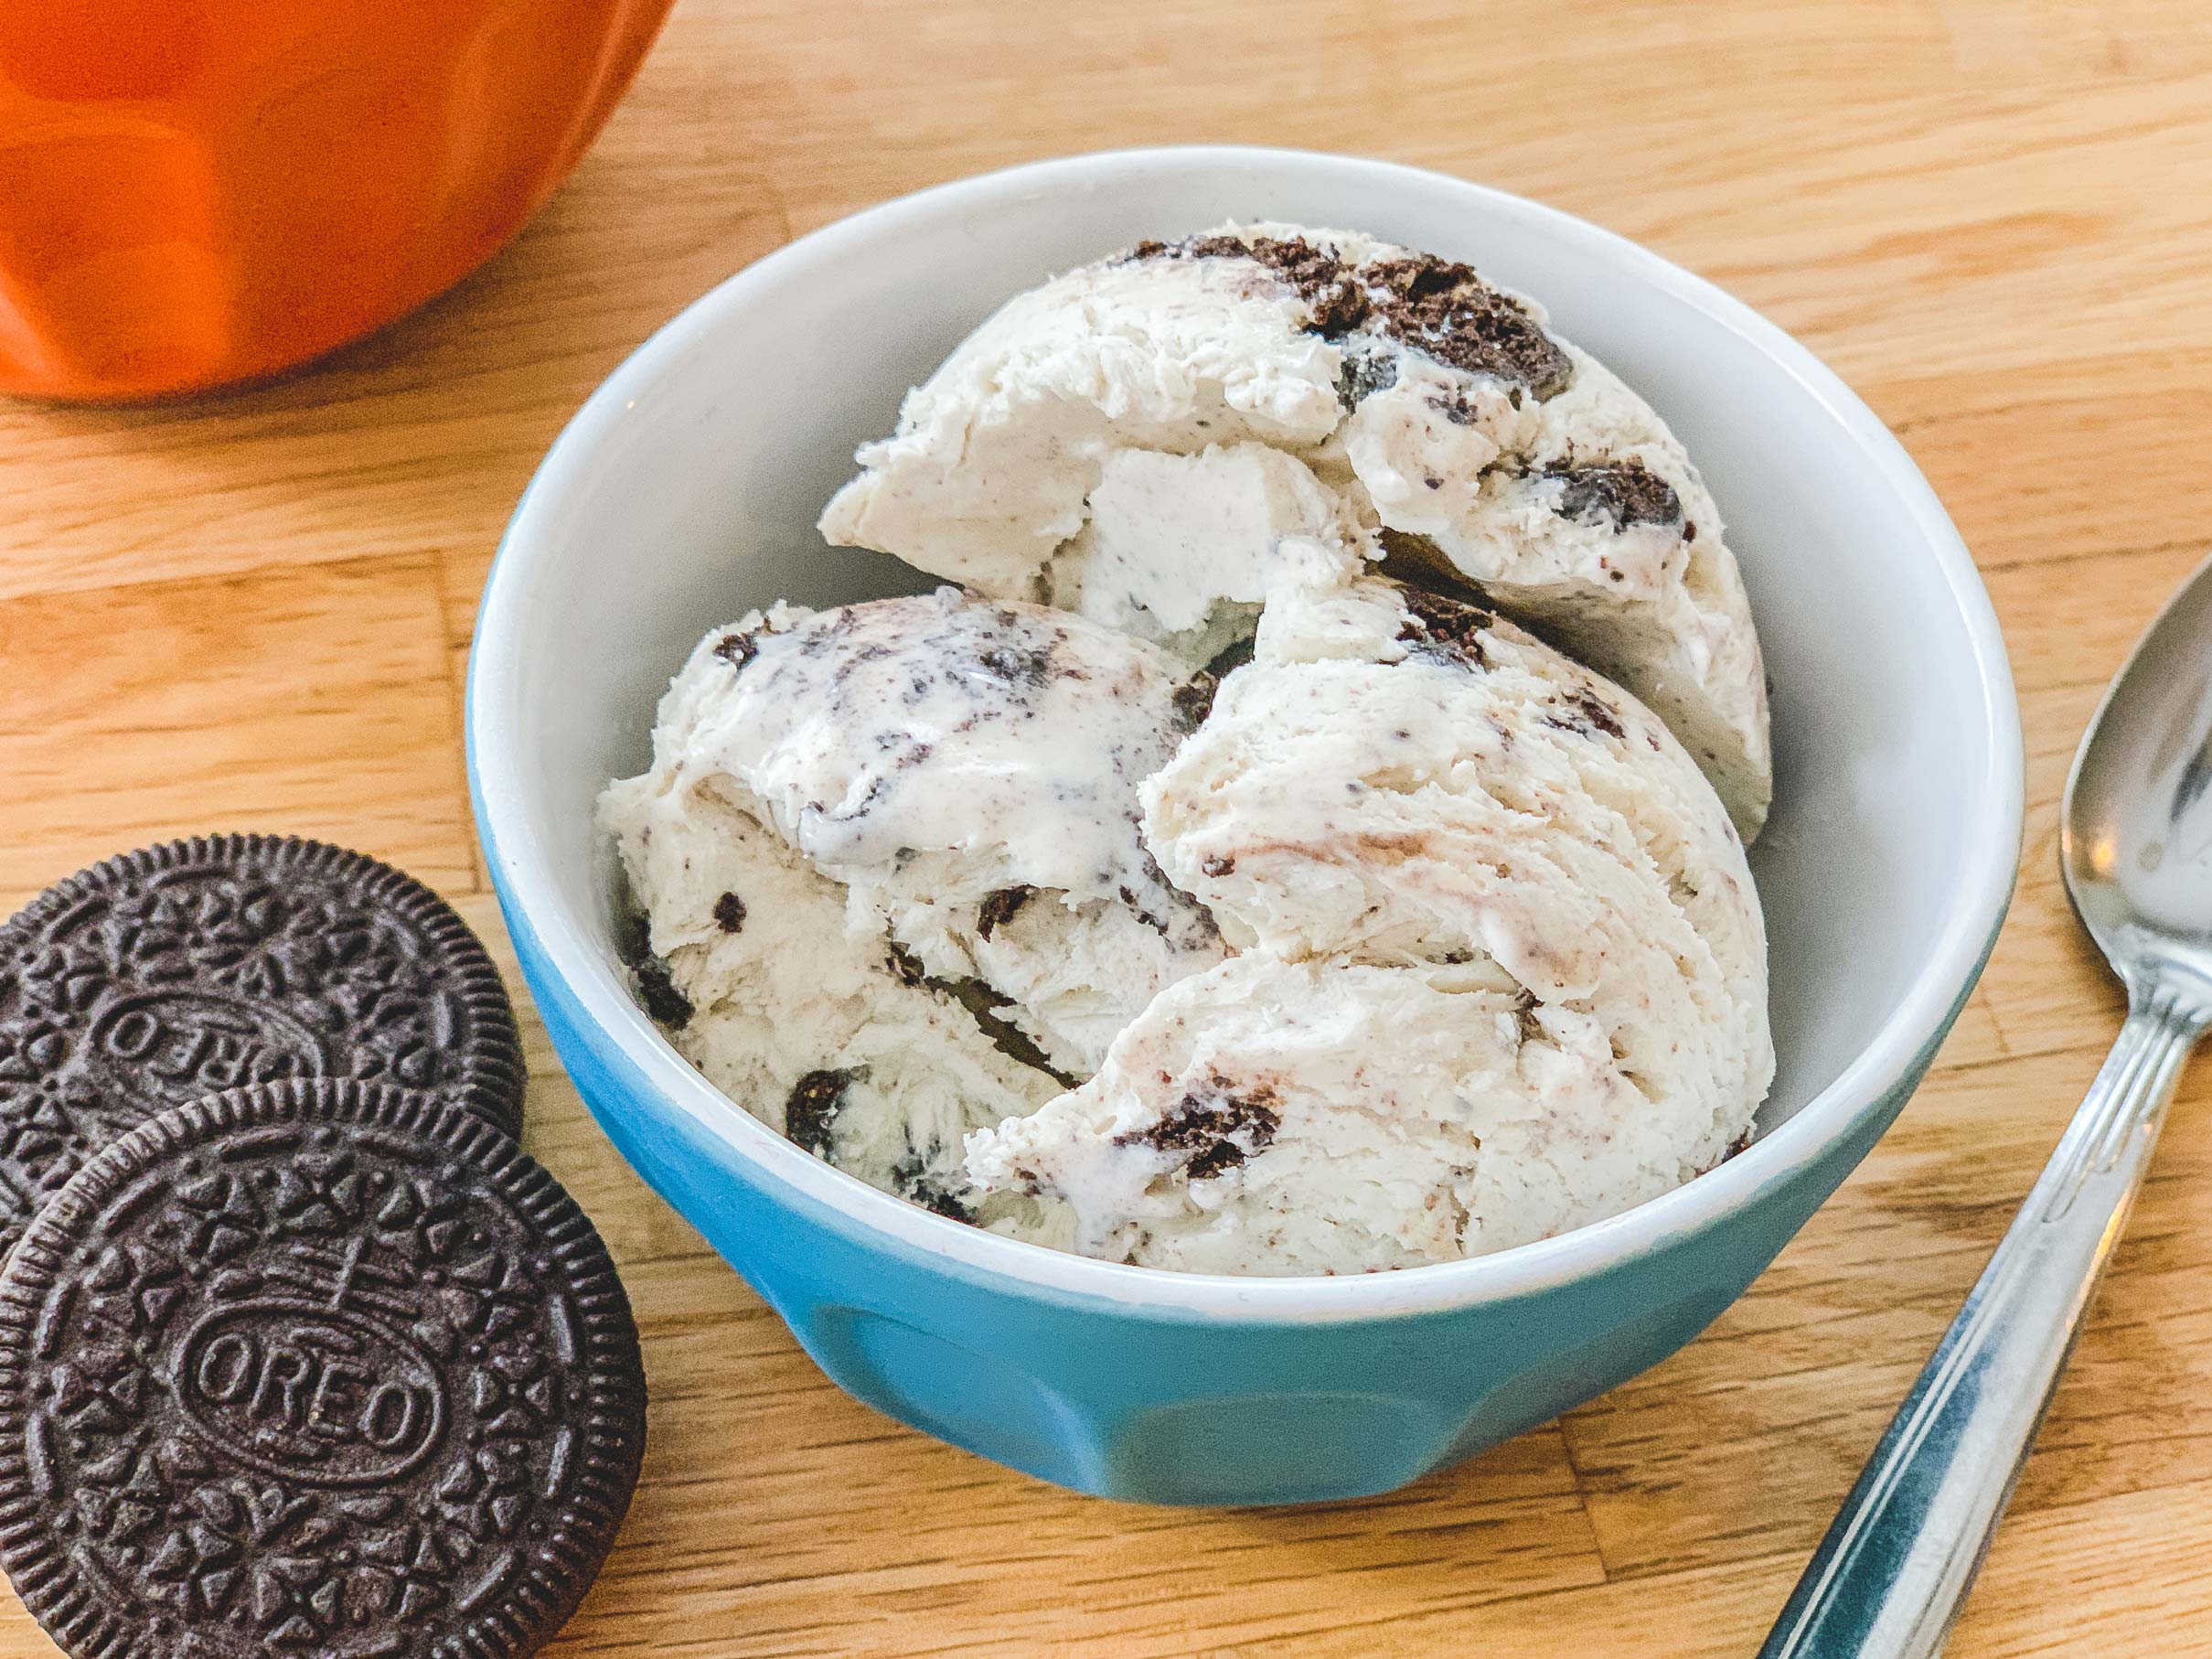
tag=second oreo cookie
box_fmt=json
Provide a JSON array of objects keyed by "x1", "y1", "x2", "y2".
[
  {"x1": 0, "y1": 1079, "x2": 646, "y2": 1659},
  {"x1": 0, "y1": 836, "x2": 526, "y2": 1249}
]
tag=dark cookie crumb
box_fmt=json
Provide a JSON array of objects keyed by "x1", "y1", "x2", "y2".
[
  {"x1": 1123, "y1": 842, "x2": 1224, "y2": 947},
  {"x1": 975, "y1": 637, "x2": 1054, "y2": 689},
  {"x1": 1200, "y1": 854, "x2": 1236, "y2": 878},
  {"x1": 1115, "y1": 1070, "x2": 1282, "y2": 1182},
  {"x1": 1362, "y1": 254, "x2": 1574, "y2": 397},
  {"x1": 1395, "y1": 583, "x2": 1496, "y2": 670},
  {"x1": 819, "y1": 773, "x2": 890, "y2": 823},
  {"x1": 886, "y1": 938, "x2": 928, "y2": 986},
  {"x1": 1338, "y1": 346, "x2": 1400, "y2": 409},
  {"x1": 936, "y1": 976, "x2": 1083, "y2": 1088},
  {"x1": 1132, "y1": 233, "x2": 1574, "y2": 400},
  {"x1": 1171, "y1": 670, "x2": 1222, "y2": 731},
  {"x1": 914, "y1": 1185, "x2": 972, "y2": 1221},
  {"x1": 1695, "y1": 1129, "x2": 1758, "y2": 1179},
  {"x1": 785, "y1": 1067, "x2": 857, "y2": 1158},
  {"x1": 1132, "y1": 232, "x2": 1353, "y2": 308},
  {"x1": 620, "y1": 914, "x2": 695, "y2": 1029},
  {"x1": 1511, "y1": 986, "x2": 1545, "y2": 1046},
  {"x1": 1542, "y1": 686, "x2": 1628, "y2": 741},
  {"x1": 1150, "y1": 233, "x2": 1373, "y2": 333},
  {"x1": 632, "y1": 958, "x2": 694, "y2": 1029},
  {"x1": 891, "y1": 1151, "x2": 975, "y2": 1222},
  {"x1": 712, "y1": 891, "x2": 748, "y2": 933},
  {"x1": 714, "y1": 628, "x2": 765, "y2": 670},
  {"x1": 1540, "y1": 457, "x2": 1683, "y2": 530},
  {"x1": 880, "y1": 926, "x2": 1087, "y2": 1088},
  {"x1": 977, "y1": 885, "x2": 1038, "y2": 940}
]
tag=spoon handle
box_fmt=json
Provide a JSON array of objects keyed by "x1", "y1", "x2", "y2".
[{"x1": 1758, "y1": 983, "x2": 2207, "y2": 1659}]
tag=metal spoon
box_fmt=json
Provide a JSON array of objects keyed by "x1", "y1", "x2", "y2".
[{"x1": 1760, "y1": 553, "x2": 2212, "y2": 1658}]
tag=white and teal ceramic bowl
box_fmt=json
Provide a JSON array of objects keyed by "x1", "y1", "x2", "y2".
[{"x1": 467, "y1": 147, "x2": 2023, "y2": 1506}]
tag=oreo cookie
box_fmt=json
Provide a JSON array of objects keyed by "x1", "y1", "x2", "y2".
[
  {"x1": 0, "y1": 1079, "x2": 646, "y2": 1659},
  {"x1": 0, "y1": 837, "x2": 526, "y2": 1247}
]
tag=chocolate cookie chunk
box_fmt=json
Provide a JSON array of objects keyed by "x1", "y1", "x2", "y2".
[
  {"x1": 0, "y1": 837, "x2": 526, "y2": 1246},
  {"x1": 1538, "y1": 457, "x2": 1683, "y2": 531},
  {"x1": 1395, "y1": 583, "x2": 1497, "y2": 671},
  {"x1": 1112, "y1": 1069, "x2": 1281, "y2": 1182},
  {"x1": 0, "y1": 1079, "x2": 646, "y2": 1659},
  {"x1": 1133, "y1": 232, "x2": 1576, "y2": 399}
]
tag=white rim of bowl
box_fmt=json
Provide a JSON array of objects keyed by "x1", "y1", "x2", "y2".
[{"x1": 471, "y1": 144, "x2": 2025, "y2": 1321}]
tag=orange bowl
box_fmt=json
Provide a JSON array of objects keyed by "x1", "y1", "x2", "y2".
[{"x1": 0, "y1": 0, "x2": 674, "y2": 401}]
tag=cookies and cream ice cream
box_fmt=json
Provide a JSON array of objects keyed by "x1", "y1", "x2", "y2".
[
  {"x1": 819, "y1": 223, "x2": 1770, "y2": 838},
  {"x1": 600, "y1": 588, "x2": 1224, "y2": 1215},
  {"x1": 965, "y1": 581, "x2": 1769, "y2": 1273},
  {"x1": 600, "y1": 765, "x2": 1057, "y2": 1219},
  {"x1": 1045, "y1": 442, "x2": 1374, "y2": 664},
  {"x1": 607, "y1": 219, "x2": 1777, "y2": 1277}
]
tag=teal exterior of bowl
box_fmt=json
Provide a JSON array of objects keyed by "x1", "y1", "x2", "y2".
[{"x1": 491, "y1": 857, "x2": 1992, "y2": 1506}]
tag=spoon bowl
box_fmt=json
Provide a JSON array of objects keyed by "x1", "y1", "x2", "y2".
[{"x1": 2063, "y1": 561, "x2": 2212, "y2": 1000}]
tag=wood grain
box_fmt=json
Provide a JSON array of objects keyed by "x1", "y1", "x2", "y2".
[{"x1": 2, "y1": 0, "x2": 2208, "y2": 1651}]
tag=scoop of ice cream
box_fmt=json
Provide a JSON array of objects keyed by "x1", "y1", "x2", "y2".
[
  {"x1": 967, "y1": 577, "x2": 1770, "y2": 1274},
  {"x1": 1151, "y1": 578, "x2": 1766, "y2": 1005},
  {"x1": 819, "y1": 222, "x2": 1769, "y2": 837},
  {"x1": 1342, "y1": 338, "x2": 1769, "y2": 839},
  {"x1": 1042, "y1": 443, "x2": 1373, "y2": 663},
  {"x1": 598, "y1": 766, "x2": 1060, "y2": 1220},
  {"x1": 614, "y1": 588, "x2": 1225, "y2": 1080},
  {"x1": 967, "y1": 954, "x2": 1676, "y2": 1274},
  {"x1": 818, "y1": 246, "x2": 1351, "y2": 591}
]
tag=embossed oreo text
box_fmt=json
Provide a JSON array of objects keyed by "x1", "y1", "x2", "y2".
[
  {"x1": 93, "y1": 991, "x2": 325, "y2": 1098},
  {"x1": 0, "y1": 1084, "x2": 644, "y2": 1659},
  {"x1": 176, "y1": 1304, "x2": 445, "y2": 1484},
  {"x1": 0, "y1": 838, "x2": 525, "y2": 1251}
]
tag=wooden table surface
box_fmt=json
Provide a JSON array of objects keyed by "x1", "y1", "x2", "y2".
[{"x1": 5, "y1": 0, "x2": 2212, "y2": 1652}]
